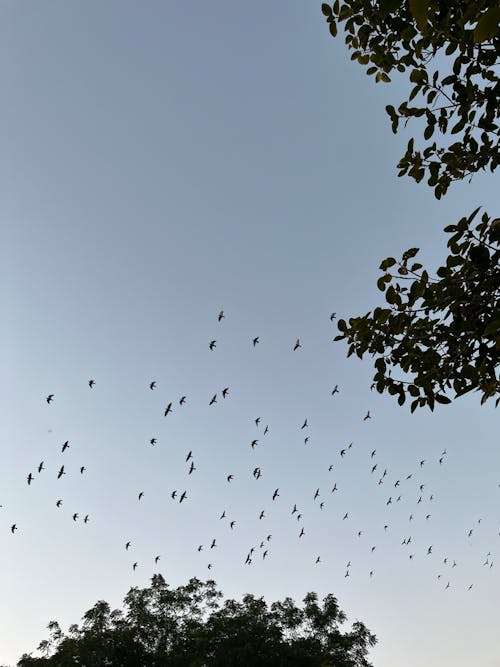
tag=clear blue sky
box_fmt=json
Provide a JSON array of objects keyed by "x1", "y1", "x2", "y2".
[{"x1": 1, "y1": 2, "x2": 499, "y2": 666}]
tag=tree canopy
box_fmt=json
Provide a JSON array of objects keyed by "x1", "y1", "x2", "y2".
[
  {"x1": 322, "y1": 0, "x2": 499, "y2": 198},
  {"x1": 322, "y1": 0, "x2": 500, "y2": 409},
  {"x1": 16, "y1": 576, "x2": 376, "y2": 667}
]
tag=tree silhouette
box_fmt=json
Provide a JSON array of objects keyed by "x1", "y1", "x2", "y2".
[{"x1": 17, "y1": 576, "x2": 376, "y2": 666}]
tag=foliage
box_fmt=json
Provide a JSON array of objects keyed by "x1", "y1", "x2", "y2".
[
  {"x1": 334, "y1": 209, "x2": 500, "y2": 410},
  {"x1": 17, "y1": 575, "x2": 376, "y2": 667},
  {"x1": 321, "y1": 0, "x2": 499, "y2": 198}
]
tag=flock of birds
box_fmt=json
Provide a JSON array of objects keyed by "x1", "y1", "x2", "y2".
[{"x1": 5, "y1": 310, "x2": 498, "y2": 594}]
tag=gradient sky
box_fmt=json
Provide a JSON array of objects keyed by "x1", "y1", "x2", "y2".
[{"x1": 1, "y1": 2, "x2": 499, "y2": 666}]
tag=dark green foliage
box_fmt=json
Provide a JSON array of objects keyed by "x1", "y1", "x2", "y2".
[
  {"x1": 322, "y1": 0, "x2": 499, "y2": 198},
  {"x1": 335, "y1": 210, "x2": 500, "y2": 410},
  {"x1": 17, "y1": 576, "x2": 376, "y2": 666}
]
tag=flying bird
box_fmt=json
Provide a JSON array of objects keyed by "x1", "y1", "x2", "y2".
[
  {"x1": 11, "y1": 524, "x2": 17, "y2": 533},
  {"x1": 209, "y1": 340, "x2": 217, "y2": 350},
  {"x1": 301, "y1": 419, "x2": 308, "y2": 429},
  {"x1": 189, "y1": 462, "x2": 196, "y2": 475},
  {"x1": 149, "y1": 381, "x2": 157, "y2": 390},
  {"x1": 138, "y1": 492, "x2": 144, "y2": 501},
  {"x1": 218, "y1": 310, "x2": 224, "y2": 322},
  {"x1": 80, "y1": 467, "x2": 85, "y2": 475},
  {"x1": 38, "y1": 461, "x2": 44, "y2": 473},
  {"x1": 46, "y1": 395, "x2": 54, "y2": 404},
  {"x1": 179, "y1": 491, "x2": 187, "y2": 503},
  {"x1": 330, "y1": 312, "x2": 336, "y2": 321},
  {"x1": 125, "y1": 541, "x2": 131, "y2": 550},
  {"x1": 251, "y1": 439, "x2": 258, "y2": 449},
  {"x1": 331, "y1": 385, "x2": 339, "y2": 395},
  {"x1": 56, "y1": 500, "x2": 62, "y2": 508},
  {"x1": 164, "y1": 403, "x2": 172, "y2": 416},
  {"x1": 252, "y1": 337, "x2": 259, "y2": 347},
  {"x1": 150, "y1": 438, "x2": 157, "y2": 446},
  {"x1": 363, "y1": 411, "x2": 371, "y2": 421},
  {"x1": 227, "y1": 474, "x2": 234, "y2": 482},
  {"x1": 155, "y1": 556, "x2": 160, "y2": 564},
  {"x1": 272, "y1": 488, "x2": 279, "y2": 501},
  {"x1": 209, "y1": 394, "x2": 217, "y2": 406},
  {"x1": 293, "y1": 339, "x2": 301, "y2": 351},
  {"x1": 57, "y1": 466, "x2": 65, "y2": 479},
  {"x1": 222, "y1": 387, "x2": 229, "y2": 398},
  {"x1": 179, "y1": 396, "x2": 187, "y2": 405},
  {"x1": 133, "y1": 562, "x2": 138, "y2": 571},
  {"x1": 27, "y1": 473, "x2": 34, "y2": 485},
  {"x1": 255, "y1": 417, "x2": 261, "y2": 426},
  {"x1": 61, "y1": 441, "x2": 70, "y2": 453},
  {"x1": 88, "y1": 379, "x2": 95, "y2": 388},
  {"x1": 72, "y1": 513, "x2": 78, "y2": 521}
]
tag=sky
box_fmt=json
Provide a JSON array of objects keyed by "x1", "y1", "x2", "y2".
[{"x1": 1, "y1": 1, "x2": 499, "y2": 666}]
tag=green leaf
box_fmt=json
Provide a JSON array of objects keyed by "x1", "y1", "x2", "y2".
[
  {"x1": 409, "y1": 0, "x2": 430, "y2": 31},
  {"x1": 379, "y1": 257, "x2": 396, "y2": 271},
  {"x1": 473, "y1": 7, "x2": 500, "y2": 43},
  {"x1": 484, "y1": 319, "x2": 500, "y2": 336}
]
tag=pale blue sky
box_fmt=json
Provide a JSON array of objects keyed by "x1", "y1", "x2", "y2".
[{"x1": 1, "y1": 2, "x2": 499, "y2": 666}]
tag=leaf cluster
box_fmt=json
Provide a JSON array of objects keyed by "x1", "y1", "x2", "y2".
[
  {"x1": 322, "y1": 0, "x2": 499, "y2": 197},
  {"x1": 17, "y1": 576, "x2": 376, "y2": 667},
  {"x1": 335, "y1": 209, "x2": 500, "y2": 410}
]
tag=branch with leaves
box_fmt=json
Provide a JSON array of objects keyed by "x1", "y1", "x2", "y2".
[
  {"x1": 335, "y1": 210, "x2": 500, "y2": 411},
  {"x1": 322, "y1": 0, "x2": 500, "y2": 198}
]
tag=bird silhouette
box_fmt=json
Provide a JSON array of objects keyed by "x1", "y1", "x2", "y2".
[
  {"x1": 84, "y1": 515, "x2": 89, "y2": 523},
  {"x1": 80, "y1": 466, "x2": 85, "y2": 475},
  {"x1": 38, "y1": 462, "x2": 44, "y2": 473},
  {"x1": 301, "y1": 419, "x2": 308, "y2": 429},
  {"x1": 133, "y1": 562, "x2": 138, "y2": 571},
  {"x1": 155, "y1": 555, "x2": 160, "y2": 564},
  {"x1": 61, "y1": 441, "x2": 69, "y2": 453},
  {"x1": 72, "y1": 513, "x2": 78, "y2": 521},
  {"x1": 88, "y1": 379, "x2": 95, "y2": 388},
  {"x1": 250, "y1": 439, "x2": 258, "y2": 449},
  {"x1": 138, "y1": 492, "x2": 144, "y2": 501},
  {"x1": 209, "y1": 394, "x2": 217, "y2": 406},
  {"x1": 57, "y1": 466, "x2": 65, "y2": 479},
  {"x1": 164, "y1": 403, "x2": 172, "y2": 416},
  {"x1": 189, "y1": 462, "x2": 196, "y2": 475},
  {"x1": 179, "y1": 396, "x2": 187, "y2": 405},
  {"x1": 11, "y1": 524, "x2": 17, "y2": 533},
  {"x1": 186, "y1": 451, "x2": 193, "y2": 462},
  {"x1": 150, "y1": 438, "x2": 157, "y2": 446},
  {"x1": 125, "y1": 541, "x2": 131, "y2": 550},
  {"x1": 56, "y1": 500, "x2": 62, "y2": 508},
  {"x1": 272, "y1": 488, "x2": 279, "y2": 500},
  {"x1": 209, "y1": 340, "x2": 217, "y2": 350},
  {"x1": 149, "y1": 381, "x2": 157, "y2": 390},
  {"x1": 27, "y1": 473, "x2": 34, "y2": 485},
  {"x1": 363, "y1": 411, "x2": 371, "y2": 421},
  {"x1": 46, "y1": 395, "x2": 54, "y2": 404},
  {"x1": 293, "y1": 339, "x2": 301, "y2": 351},
  {"x1": 222, "y1": 387, "x2": 229, "y2": 398},
  {"x1": 179, "y1": 491, "x2": 187, "y2": 503},
  {"x1": 330, "y1": 312, "x2": 336, "y2": 321},
  {"x1": 227, "y1": 474, "x2": 234, "y2": 482},
  {"x1": 331, "y1": 385, "x2": 339, "y2": 395},
  {"x1": 252, "y1": 337, "x2": 259, "y2": 347},
  {"x1": 218, "y1": 310, "x2": 224, "y2": 322}
]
